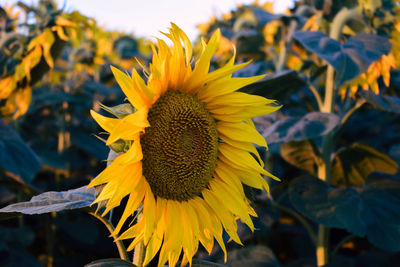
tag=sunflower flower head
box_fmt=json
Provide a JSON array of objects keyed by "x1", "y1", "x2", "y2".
[{"x1": 89, "y1": 23, "x2": 281, "y2": 267}]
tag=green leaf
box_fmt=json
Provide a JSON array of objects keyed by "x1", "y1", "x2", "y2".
[
  {"x1": 280, "y1": 140, "x2": 322, "y2": 176},
  {"x1": 293, "y1": 31, "x2": 391, "y2": 86},
  {"x1": 0, "y1": 186, "x2": 95, "y2": 215},
  {"x1": 70, "y1": 127, "x2": 108, "y2": 160},
  {"x1": 240, "y1": 69, "x2": 306, "y2": 99},
  {"x1": 84, "y1": 259, "x2": 136, "y2": 267},
  {"x1": 331, "y1": 143, "x2": 398, "y2": 186},
  {"x1": 0, "y1": 118, "x2": 41, "y2": 184},
  {"x1": 360, "y1": 91, "x2": 400, "y2": 114},
  {"x1": 258, "y1": 112, "x2": 340, "y2": 144},
  {"x1": 289, "y1": 175, "x2": 400, "y2": 251}
]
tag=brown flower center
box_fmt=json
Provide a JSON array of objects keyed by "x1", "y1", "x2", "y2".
[{"x1": 140, "y1": 90, "x2": 218, "y2": 201}]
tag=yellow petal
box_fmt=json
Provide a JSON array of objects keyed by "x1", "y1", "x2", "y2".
[
  {"x1": 143, "y1": 183, "x2": 156, "y2": 245},
  {"x1": 219, "y1": 133, "x2": 263, "y2": 165},
  {"x1": 119, "y1": 139, "x2": 143, "y2": 165},
  {"x1": 198, "y1": 75, "x2": 264, "y2": 102},
  {"x1": 207, "y1": 91, "x2": 275, "y2": 108},
  {"x1": 90, "y1": 110, "x2": 119, "y2": 133},
  {"x1": 218, "y1": 143, "x2": 265, "y2": 174},
  {"x1": 202, "y1": 189, "x2": 242, "y2": 245},
  {"x1": 163, "y1": 200, "x2": 183, "y2": 261},
  {"x1": 143, "y1": 198, "x2": 166, "y2": 265},
  {"x1": 217, "y1": 121, "x2": 267, "y2": 147},
  {"x1": 187, "y1": 29, "x2": 221, "y2": 92},
  {"x1": 110, "y1": 66, "x2": 149, "y2": 109},
  {"x1": 212, "y1": 104, "x2": 282, "y2": 122},
  {"x1": 113, "y1": 178, "x2": 147, "y2": 235},
  {"x1": 209, "y1": 179, "x2": 254, "y2": 230},
  {"x1": 214, "y1": 162, "x2": 246, "y2": 199},
  {"x1": 188, "y1": 198, "x2": 214, "y2": 254}
]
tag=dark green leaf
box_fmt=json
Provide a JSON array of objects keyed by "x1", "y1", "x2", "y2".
[
  {"x1": 0, "y1": 118, "x2": 41, "y2": 184},
  {"x1": 280, "y1": 140, "x2": 322, "y2": 176},
  {"x1": 225, "y1": 245, "x2": 280, "y2": 267},
  {"x1": 240, "y1": 69, "x2": 306, "y2": 99},
  {"x1": 259, "y1": 112, "x2": 340, "y2": 143},
  {"x1": 0, "y1": 186, "x2": 95, "y2": 215},
  {"x1": 36, "y1": 149, "x2": 68, "y2": 170},
  {"x1": 360, "y1": 91, "x2": 400, "y2": 114},
  {"x1": 293, "y1": 31, "x2": 391, "y2": 85},
  {"x1": 70, "y1": 127, "x2": 108, "y2": 160},
  {"x1": 331, "y1": 143, "x2": 398, "y2": 186},
  {"x1": 85, "y1": 259, "x2": 136, "y2": 267},
  {"x1": 289, "y1": 175, "x2": 400, "y2": 251}
]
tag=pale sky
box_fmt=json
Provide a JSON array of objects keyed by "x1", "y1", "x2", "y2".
[{"x1": 3, "y1": 0, "x2": 294, "y2": 41}]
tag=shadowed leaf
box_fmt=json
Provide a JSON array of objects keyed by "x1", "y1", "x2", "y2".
[
  {"x1": 240, "y1": 69, "x2": 306, "y2": 99},
  {"x1": 293, "y1": 31, "x2": 391, "y2": 86},
  {"x1": 289, "y1": 175, "x2": 400, "y2": 251},
  {"x1": 0, "y1": 118, "x2": 41, "y2": 184},
  {"x1": 360, "y1": 91, "x2": 400, "y2": 114},
  {"x1": 71, "y1": 127, "x2": 108, "y2": 160}
]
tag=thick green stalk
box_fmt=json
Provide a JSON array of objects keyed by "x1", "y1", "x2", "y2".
[{"x1": 316, "y1": 8, "x2": 363, "y2": 266}]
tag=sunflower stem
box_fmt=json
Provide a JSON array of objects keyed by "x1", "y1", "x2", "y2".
[
  {"x1": 132, "y1": 211, "x2": 146, "y2": 266},
  {"x1": 89, "y1": 212, "x2": 130, "y2": 262},
  {"x1": 316, "y1": 8, "x2": 363, "y2": 266},
  {"x1": 133, "y1": 240, "x2": 146, "y2": 267}
]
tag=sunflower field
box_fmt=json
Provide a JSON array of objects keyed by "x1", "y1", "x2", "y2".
[{"x1": 1, "y1": 0, "x2": 400, "y2": 267}]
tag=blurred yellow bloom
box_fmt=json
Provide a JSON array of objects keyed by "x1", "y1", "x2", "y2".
[{"x1": 89, "y1": 23, "x2": 280, "y2": 267}]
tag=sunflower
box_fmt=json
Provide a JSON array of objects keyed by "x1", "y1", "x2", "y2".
[{"x1": 89, "y1": 23, "x2": 281, "y2": 267}]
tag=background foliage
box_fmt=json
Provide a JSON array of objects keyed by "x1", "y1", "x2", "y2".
[{"x1": 0, "y1": 0, "x2": 400, "y2": 266}]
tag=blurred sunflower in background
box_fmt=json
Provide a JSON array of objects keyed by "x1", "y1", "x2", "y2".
[{"x1": 89, "y1": 23, "x2": 281, "y2": 267}]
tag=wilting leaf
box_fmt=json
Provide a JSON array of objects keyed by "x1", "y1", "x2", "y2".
[
  {"x1": 289, "y1": 175, "x2": 400, "y2": 251},
  {"x1": 360, "y1": 90, "x2": 400, "y2": 114},
  {"x1": 259, "y1": 112, "x2": 340, "y2": 144},
  {"x1": 225, "y1": 245, "x2": 280, "y2": 267},
  {"x1": 332, "y1": 143, "x2": 398, "y2": 186},
  {"x1": 0, "y1": 186, "x2": 95, "y2": 215},
  {"x1": 85, "y1": 259, "x2": 136, "y2": 267},
  {"x1": 240, "y1": 69, "x2": 306, "y2": 99},
  {"x1": 0, "y1": 118, "x2": 41, "y2": 184},
  {"x1": 293, "y1": 31, "x2": 391, "y2": 85},
  {"x1": 280, "y1": 140, "x2": 322, "y2": 176}
]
